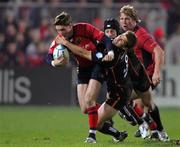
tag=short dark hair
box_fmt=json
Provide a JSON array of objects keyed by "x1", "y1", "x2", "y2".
[
  {"x1": 54, "y1": 11, "x2": 72, "y2": 26},
  {"x1": 125, "y1": 31, "x2": 137, "y2": 48}
]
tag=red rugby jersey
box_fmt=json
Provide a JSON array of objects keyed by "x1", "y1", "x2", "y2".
[
  {"x1": 70, "y1": 23, "x2": 104, "y2": 67},
  {"x1": 134, "y1": 25, "x2": 158, "y2": 77},
  {"x1": 48, "y1": 23, "x2": 105, "y2": 67}
]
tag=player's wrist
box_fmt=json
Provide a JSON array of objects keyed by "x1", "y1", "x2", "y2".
[
  {"x1": 63, "y1": 39, "x2": 69, "y2": 46},
  {"x1": 107, "y1": 50, "x2": 114, "y2": 59}
]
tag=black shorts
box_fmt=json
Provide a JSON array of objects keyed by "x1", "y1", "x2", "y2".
[
  {"x1": 77, "y1": 64, "x2": 105, "y2": 84},
  {"x1": 129, "y1": 62, "x2": 151, "y2": 92},
  {"x1": 106, "y1": 77, "x2": 132, "y2": 110}
]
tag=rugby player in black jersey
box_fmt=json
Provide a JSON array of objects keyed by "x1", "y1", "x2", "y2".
[{"x1": 98, "y1": 19, "x2": 158, "y2": 140}]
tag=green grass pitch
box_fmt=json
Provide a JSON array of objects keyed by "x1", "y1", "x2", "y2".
[{"x1": 0, "y1": 106, "x2": 180, "y2": 147}]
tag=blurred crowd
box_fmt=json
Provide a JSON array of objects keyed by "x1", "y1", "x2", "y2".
[{"x1": 0, "y1": 0, "x2": 180, "y2": 68}]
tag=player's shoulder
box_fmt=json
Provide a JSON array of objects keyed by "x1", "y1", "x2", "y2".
[
  {"x1": 135, "y1": 25, "x2": 152, "y2": 39},
  {"x1": 135, "y1": 25, "x2": 147, "y2": 35},
  {"x1": 73, "y1": 22, "x2": 94, "y2": 30},
  {"x1": 74, "y1": 22, "x2": 92, "y2": 27}
]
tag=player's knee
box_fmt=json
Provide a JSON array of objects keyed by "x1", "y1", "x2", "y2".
[
  {"x1": 142, "y1": 101, "x2": 151, "y2": 108},
  {"x1": 140, "y1": 91, "x2": 152, "y2": 107},
  {"x1": 84, "y1": 92, "x2": 96, "y2": 107}
]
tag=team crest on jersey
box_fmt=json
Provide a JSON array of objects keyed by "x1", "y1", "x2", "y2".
[{"x1": 84, "y1": 44, "x2": 90, "y2": 49}]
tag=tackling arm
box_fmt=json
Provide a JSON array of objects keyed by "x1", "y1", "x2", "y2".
[
  {"x1": 152, "y1": 45, "x2": 165, "y2": 85},
  {"x1": 55, "y1": 35, "x2": 114, "y2": 63}
]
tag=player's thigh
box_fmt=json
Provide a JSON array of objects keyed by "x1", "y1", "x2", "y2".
[
  {"x1": 77, "y1": 84, "x2": 88, "y2": 113},
  {"x1": 85, "y1": 79, "x2": 102, "y2": 105},
  {"x1": 97, "y1": 102, "x2": 117, "y2": 129},
  {"x1": 132, "y1": 64, "x2": 151, "y2": 93}
]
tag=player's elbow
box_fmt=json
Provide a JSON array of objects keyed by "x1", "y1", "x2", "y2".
[
  {"x1": 154, "y1": 45, "x2": 165, "y2": 64},
  {"x1": 154, "y1": 45, "x2": 164, "y2": 58}
]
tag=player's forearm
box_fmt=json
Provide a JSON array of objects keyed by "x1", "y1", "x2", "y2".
[
  {"x1": 63, "y1": 40, "x2": 92, "y2": 61},
  {"x1": 153, "y1": 45, "x2": 165, "y2": 73},
  {"x1": 100, "y1": 35, "x2": 114, "y2": 60},
  {"x1": 101, "y1": 35, "x2": 113, "y2": 52},
  {"x1": 51, "y1": 58, "x2": 67, "y2": 67}
]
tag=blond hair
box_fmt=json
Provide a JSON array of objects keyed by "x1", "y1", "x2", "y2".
[{"x1": 120, "y1": 5, "x2": 141, "y2": 23}]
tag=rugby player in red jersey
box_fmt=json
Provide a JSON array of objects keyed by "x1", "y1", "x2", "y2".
[
  {"x1": 118, "y1": 5, "x2": 169, "y2": 141},
  {"x1": 46, "y1": 11, "x2": 115, "y2": 143}
]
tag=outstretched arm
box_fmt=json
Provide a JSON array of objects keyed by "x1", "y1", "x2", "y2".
[
  {"x1": 55, "y1": 35, "x2": 114, "y2": 62},
  {"x1": 152, "y1": 45, "x2": 164, "y2": 86}
]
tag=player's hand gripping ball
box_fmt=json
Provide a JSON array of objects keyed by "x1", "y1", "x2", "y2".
[{"x1": 53, "y1": 44, "x2": 69, "y2": 64}]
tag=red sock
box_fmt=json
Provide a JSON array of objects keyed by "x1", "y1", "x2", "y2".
[
  {"x1": 134, "y1": 104, "x2": 144, "y2": 117},
  {"x1": 84, "y1": 103, "x2": 101, "y2": 114},
  {"x1": 149, "y1": 121, "x2": 157, "y2": 130},
  {"x1": 86, "y1": 105, "x2": 98, "y2": 129}
]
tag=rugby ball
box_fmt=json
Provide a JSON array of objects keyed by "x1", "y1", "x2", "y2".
[{"x1": 53, "y1": 44, "x2": 69, "y2": 62}]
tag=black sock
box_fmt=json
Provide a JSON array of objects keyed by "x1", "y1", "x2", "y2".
[
  {"x1": 88, "y1": 133, "x2": 96, "y2": 140},
  {"x1": 126, "y1": 105, "x2": 144, "y2": 125},
  {"x1": 149, "y1": 104, "x2": 163, "y2": 131},
  {"x1": 142, "y1": 113, "x2": 153, "y2": 124},
  {"x1": 98, "y1": 122, "x2": 120, "y2": 138}
]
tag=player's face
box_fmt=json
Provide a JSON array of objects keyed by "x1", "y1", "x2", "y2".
[
  {"x1": 105, "y1": 28, "x2": 117, "y2": 39},
  {"x1": 113, "y1": 32, "x2": 128, "y2": 47},
  {"x1": 119, "y1": 13, "x2": 137, "y2": 31},
  {"x1": 55, "y1": 24, "x2": 73, "y2": 39}
]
